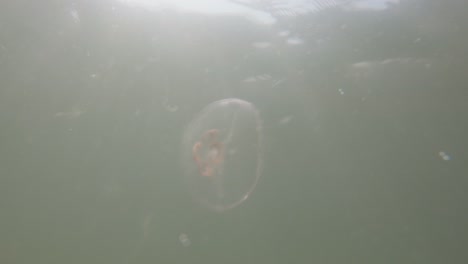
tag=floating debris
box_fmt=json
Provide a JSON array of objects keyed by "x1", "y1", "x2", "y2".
[
  {"x1": 243, "y1": 74, "x2": 272, "y2": 82},
  {"x1": 179, "y1": 233, "x2": 191, "y2": 247},
  {"x1": 438, "y1": 151, "x2": 451, "y2": 161},
  {"x1": 162, "y1": 97, "x2": 179, "y2": 112},
  {"x1": 277, "y1": 30, "x2": 290, "y2": 37},
  {"x1": 55, "y1": 107, "x2": 84, "y2": 118},
  {"x1": 269, "y1": 0, "x2": 348, "y2": 17},
  {"x1": 252, "y1": 42, "x2": 272, "y2": 49},
  {"x1": 278, "y1": 115, "x2": 294, "y2": 125},
  {"x1": 286, "y1": 37, "x2": 304, "y2": 45}
]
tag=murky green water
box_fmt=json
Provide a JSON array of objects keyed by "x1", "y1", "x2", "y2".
[{"x1": 1, "y1": 1, "x2": 468, "y2": 263}]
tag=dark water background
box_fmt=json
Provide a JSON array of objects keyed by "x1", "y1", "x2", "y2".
[{"x1": 1, "y1": 0, "x2": 468, "y2": 263}]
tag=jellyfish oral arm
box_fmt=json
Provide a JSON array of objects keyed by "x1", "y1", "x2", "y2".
[
  {"x1": 192, "y1": 132, "x2": 225, "y2": 177},
  {"x1": 192, "y1": 141, "x2": 211, "y2": 177}
]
